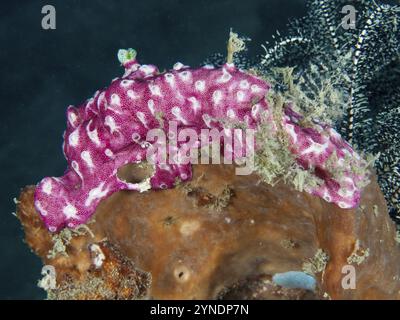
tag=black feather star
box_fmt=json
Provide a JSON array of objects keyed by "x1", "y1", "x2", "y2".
[{"x1": 262, "y1": 0, "x2": 400, "y2": 223}]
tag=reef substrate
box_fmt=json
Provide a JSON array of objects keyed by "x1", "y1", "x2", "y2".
[{"x1": 17, "y1": 163, "x2": 400, "y2": 299}]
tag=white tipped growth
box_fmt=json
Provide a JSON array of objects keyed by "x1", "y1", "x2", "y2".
[
  {"x1": 227, "y1": 29, "x2": 249, "y2": 64},
  {"x1": 37, "y1": 265, "x2": 57, "y2": 291},
  {"x1": 89, "y1": 244, "x2": 106, "y2": 269},
  {"x1": 118, "y1": 48, "x2": 137, "y2": 65}
]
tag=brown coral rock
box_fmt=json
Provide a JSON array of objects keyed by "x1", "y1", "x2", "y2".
[
  {"x1": 48, "y1": 241, "x2": 151, "y2": 300},
  {"x1": 17, "y1": 164, "x2": 400, "y2": 299},
  {"x1": 18, "y1": 189, "x2": 151, "y2": 300}
]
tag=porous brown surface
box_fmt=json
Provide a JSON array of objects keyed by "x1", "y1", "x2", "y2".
[
  {"x1": 17, "y1": 164, "x2": 400, "y2": 299},
  {"x1": 48, "y1": 241, "x2": 151, "y2": 300}
]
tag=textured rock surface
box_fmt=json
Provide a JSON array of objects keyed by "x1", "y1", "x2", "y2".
[{"x1": 18, "y1": 164, "x2": 400, "y2": 299}]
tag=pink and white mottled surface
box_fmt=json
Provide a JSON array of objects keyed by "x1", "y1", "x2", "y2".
[
  {"x1": 282, "y1": 107, "x2": 366, "y2": 208},
  {"x1": 34, "y1": 50, "x2": 368, "y2": 232}
]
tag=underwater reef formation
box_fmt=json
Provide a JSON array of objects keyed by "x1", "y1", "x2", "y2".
[
  {"x1": 35, "y1": 44, "x2": 369, "y2": 232},
  {"x1": 17, "y1": 26, "x2": 400, "y2": 299},
  {"x1": 259, "y1": 0, "x2": 400, "y2": 223},
  {"x1": 17, "y1": 164, "x2": 400, "y2": 299}
]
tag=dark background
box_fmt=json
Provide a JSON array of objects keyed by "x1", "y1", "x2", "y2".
[{"x1": 0, "y1": 0, "x2": 307, "y2": 299}]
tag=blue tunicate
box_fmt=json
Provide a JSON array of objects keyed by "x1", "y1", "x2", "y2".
[{"x1": 272, "y1": 271, "x2": 316, "y2": 291}]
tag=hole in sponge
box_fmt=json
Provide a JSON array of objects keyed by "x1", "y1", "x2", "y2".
[
  {"x1": 174, "y1": 265, "x2": 191, "y2": 283},
  {"x1": 117, "y1": 162, "x2": 154, "y2": 184}
]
